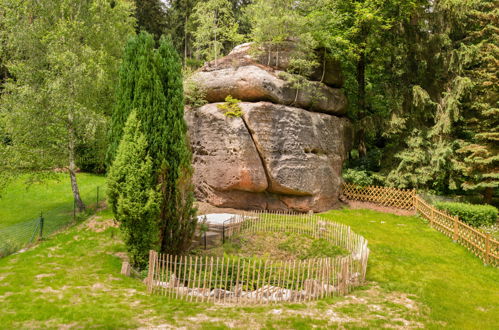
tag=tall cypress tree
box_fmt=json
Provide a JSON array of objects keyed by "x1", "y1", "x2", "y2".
[
  {"x1": 108, "y1": 32, "x2": 196, "y2": 256},
  {"x1": 156, "y1": 38, "x2": 197, "y2": 254},
  {"x1": 107, "y1": 111, "x2": 160, "y2": 268},
  {"x1": 107, "y1": 32, "x2": 157, "y2": 166}
]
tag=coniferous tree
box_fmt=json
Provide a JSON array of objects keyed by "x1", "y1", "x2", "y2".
[
  {"x1": 455, "y1": 0, "x2": 498, "y2": 203},
  {"x1": 107, "y1": 111, "x2": 160, "y2": 268},
  {"x1": 107, "y1": 32, "x2": 157, "y2": 166},
  {"x1": 133, "y1": 0, "x2": 167, "y2": 39},
  {"x1": 108, "y1": 32, "x2": 196, "y2": 256}
]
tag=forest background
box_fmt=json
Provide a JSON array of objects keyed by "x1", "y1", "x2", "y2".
[{"x1": 0, "y1": 0, "x2": 497, "y2": 204}]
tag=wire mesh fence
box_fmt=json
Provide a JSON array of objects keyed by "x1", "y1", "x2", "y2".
[{"x1": 0, "y1": 186, "x2": 104, "y2": 258}]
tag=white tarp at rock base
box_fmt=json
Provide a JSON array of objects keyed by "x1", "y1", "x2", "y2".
[{"x1": 196, "y1": 213, "x2": 239, "y2": 225}]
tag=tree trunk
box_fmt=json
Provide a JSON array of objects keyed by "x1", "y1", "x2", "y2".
[
  {"x1": 357, "y1": 49, "x2": 366, "y2": 116},
  {"x1": 184, "y1": 15, "x2": 188, "y2": 66},
  {"x1": 68, "y1": 112, "x2": 85, "y2": 212},
  {"x1": 356, "y1": 48, "x2": 367, "y2": 157},
  {"x1": 483, "y1": 187, "x2": 493, "y2": 205}
]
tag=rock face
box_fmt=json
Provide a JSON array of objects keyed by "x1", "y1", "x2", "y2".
[
  {"x1": 224, "y1": 42, "x2": 344, "y2": 88},
  {"x1": 186, "y1": 44, "x2": 353, "y2": 212},
  {"x1": 191, "y1": 65, "x2": 347, "y2": 115}
]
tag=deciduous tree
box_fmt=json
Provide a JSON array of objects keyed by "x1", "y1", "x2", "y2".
[{"x1": 0, "y1": 0, "x2": 135, "y2": 208}]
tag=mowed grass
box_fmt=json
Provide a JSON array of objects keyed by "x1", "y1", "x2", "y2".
[
  {"x1": 0, "y1": 173, "x2": 106, "y2": 230},
  {"x1": 0, "y1": 207, "x2": 497, "y2": 328},
  {"x1": 320, "y1": 209, "x2": 499, "y2": 329}
]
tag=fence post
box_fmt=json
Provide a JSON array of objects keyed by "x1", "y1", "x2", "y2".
[
  {"x1": 430, "y1": 207, "x2": 434, "y2": 227},
  {"x1": 485, "y1": 234, "x2": 490, "y2": 265},
  {"x1": 147, "y1": 250, "x2": 157, "y2": 294},
  {"x1": 222, "y1": 223, "x2": 225, "y2": 244},
  {"x1": 39, "y1": 212, "x2": 44, "y2": 240},
  {"x1": 452, "y1": 216, "x2": 458, "y2": 242},
  {"x1": 96, "y1": 186, "x2": 100, "y2": 211}
]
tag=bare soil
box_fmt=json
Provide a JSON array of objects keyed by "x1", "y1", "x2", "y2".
[{"x1": 343, "y1": 200, "x2": 416, "y2": 217}]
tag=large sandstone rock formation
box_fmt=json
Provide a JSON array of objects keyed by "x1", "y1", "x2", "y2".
[
  {"x1": 186, "y1": 44, "x2": 353, "y2": 212},
  {"x1": 191, "y1": 65, "x2": 347, "y2": 115}
]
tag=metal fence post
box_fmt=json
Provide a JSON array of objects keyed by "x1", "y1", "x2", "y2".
[
  {"x1": 96, "y1": 186, "x2": 100, "y2": 211},
  {"x1": 39, "y1": 212, "x2": 44, "y2": 240}
]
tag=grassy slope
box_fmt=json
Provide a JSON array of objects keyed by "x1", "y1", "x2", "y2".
[
  {"x1": 321, "y1": 209, "x2": 499, "y2": 329},
  {"x1": 0, "y1": 173, "x2": 106, "y2": 229},
  {"x1": 0, "y1": 208, "x2": 497, "y2": 329}
]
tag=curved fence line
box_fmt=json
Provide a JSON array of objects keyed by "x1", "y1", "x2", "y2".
[
  {"x1": 146, "y1": 211, "x2": 370, "y2": 304},
  {"x1": 342, "y1": 183, "x2": 498, "y2": 267}
]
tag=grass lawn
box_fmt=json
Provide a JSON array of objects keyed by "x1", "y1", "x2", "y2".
[
  {"x1": 0, "y1": 207, "x2": 497, "y2": 329},
  {"x1": 194, "y1": 231, "x2": 348, "y2": 260},
  {"x1": 0, "y1": 173, "x2": 106, "y2": 230}
]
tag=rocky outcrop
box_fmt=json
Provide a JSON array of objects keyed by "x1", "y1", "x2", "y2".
[
  {"x1": 191, "y1": 65, "x2": 347, "y2": 115},
  {"x1": 185, "y1": 102, "x2": 353, "y2": 212},
  {"x1": 222, "y1": 42, "x2": 344, "y2": 88},
  {"x1": 186, "y1": 44, "x2": 353, "y2": 212}
]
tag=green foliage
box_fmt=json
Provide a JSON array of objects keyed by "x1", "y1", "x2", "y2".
[
  {"x1": 76, "y1": 119, "x2": 108, "y2": 174},
  {"x1": 107, "y1": 32, "x2": 157, "y2": 166},
  {"x1": 183, "y1": 78, "x2": 208, "y2": 108},
  {"x1": 108, "y1": 32, "x2": 196, "y2": 256},
  {"x1": 189, "y1": 0, "x2": 244, "y2": 63},
  {"x1": 217, "y1": 95, "x2": 243, "y2": 117},
  {"x1": 107, "y1": 112, "x2": 160, "y2": 268},
  {"x1": 245, "y1": 0, "x2": 319, "y2": 84},
  {"x1": 278, "y1": 234, "x2": 347, "y2": 260},
  {"x1": 342, "y1": 169, "x2": 374, "y2": 187},
  {"x1": 434, "y1": 202, "x2": 498, "y2": 227},
  {"x1": 133, "y1": 0, "x2": 167, "y2": 39},
  {"x1": 0, "y1": 0, "x2": 134, "y2": 200}
]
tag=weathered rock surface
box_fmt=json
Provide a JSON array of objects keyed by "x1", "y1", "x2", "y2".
[
  {"x1": 223, "y1": 42, "x2": 344, "y2": 88},
  {"x1": 185, "y1": 102, "x2": 353, "y2": 212},
  {"x1": 191, "y1": 65, "x2": 347, "y2": 115},
  {"x1": 185, "y1": 104, "x2": 268, "y2": 196},
  {"x1": 186, "y1": 43, "x2": 352, "y2": 212},
  {"x1": 242, "y1": 102, "x2": 352, "y2": 196}
]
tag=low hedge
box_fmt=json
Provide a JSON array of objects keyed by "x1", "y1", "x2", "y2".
[{"x1": 434, "y1": 202, "x2": 498, "y2": 227}]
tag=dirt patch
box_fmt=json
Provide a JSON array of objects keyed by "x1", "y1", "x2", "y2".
[
  {"x1": 343, "y1": 200, "x2": 416, "y2": 217},
  {"x1": 91, "y1": 283, "x2": 111, "y2": 292},
  {"x1": 196, "y1": 202, "x2": 246, "y2": 215},
  {"x1": 35, "y1": 273, "x2": 55, "y2": 279},
  {"x1": 86, "y1": 216, "x2": 119, "y2": 232},
  {"x1": 35, "y1": 286, "x2": 61, "y2": 294},
  {"x1": 0, "y1": 292, "x2": 14, "y2": 302},
  {"x1": 159, "y1": 283, "x2": 428, "y2": 329}
]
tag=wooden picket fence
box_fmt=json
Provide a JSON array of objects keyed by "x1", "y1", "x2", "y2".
[
  {"x1": 146, "y1": 212, "x2": 370, "y2": 304},
  {"x1": 342, "y1": 183, "x2": 498, "y2": 267},
  {"x1": 413, "y1": 196, "x2": 498, "y2": 267}
]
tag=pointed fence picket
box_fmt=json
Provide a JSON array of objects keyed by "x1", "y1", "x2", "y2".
[{"x1": 147, "y1": 212, "x2": 370, "y2": 304}]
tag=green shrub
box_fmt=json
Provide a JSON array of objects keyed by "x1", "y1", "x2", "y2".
[
  {"x1": 434, "y1": 202, "x2": 498, "y2": 227},
  {"x1": 217, "y1": 95, "x2": 243, "y2": 117},
  {"x1": 342, "y1": 169, "x2": 374, "y2": 186}
]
